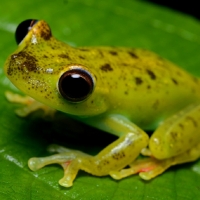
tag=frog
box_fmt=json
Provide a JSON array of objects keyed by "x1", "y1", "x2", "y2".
[{"x1": 4, "y1": 19, "x2": 200, "y2": 188}]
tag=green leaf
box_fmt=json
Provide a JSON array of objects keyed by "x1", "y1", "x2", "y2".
[{"x1": 1, "y1": 0, "x2": 200, "y2": 199}]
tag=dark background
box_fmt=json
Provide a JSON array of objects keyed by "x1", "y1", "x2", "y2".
[{"x1": 145, "y1": 0, "x2": 199, "y2": 20}]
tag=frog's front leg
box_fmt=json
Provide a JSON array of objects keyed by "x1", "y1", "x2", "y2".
[
  {"x1": 28, "y1": 114, "x2": 149, "y2": 187},
  {"x1": 111, "y1": 104, "x2": 200, "y2": 180},
  {"x1": 5, "y1": 91, "x2": 56, "y2": 117}
]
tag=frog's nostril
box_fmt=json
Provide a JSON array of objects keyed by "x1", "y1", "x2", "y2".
[{"x1": 15, "y1": 19, "x2": 38, "y2": 45}]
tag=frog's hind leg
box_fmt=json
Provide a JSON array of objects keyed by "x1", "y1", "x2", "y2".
[
  {"x1": 110, "y1": 142, "x2": 200, "y2": 180},
  {"x1": 110, "y1": 104, "x2": 200, "y2": 180},
  {"x1": 139, "y1": 142, "x2": 200, "y2": 180}
]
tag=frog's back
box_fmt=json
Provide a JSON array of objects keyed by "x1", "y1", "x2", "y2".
[{"x1": 76, "y1": 47, "x2": 200, "y2": 129}]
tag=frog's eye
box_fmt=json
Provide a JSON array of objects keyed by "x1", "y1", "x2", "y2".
[
  {"x1": 58, "y1": 68, "x2": 94, "y2": 103},
  {"x1": 15, "y1": 19, "x2": 38, "y2": 45}
]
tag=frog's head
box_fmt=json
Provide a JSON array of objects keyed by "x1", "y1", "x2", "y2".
[{"x1": 4, "y1": 19, "x2": 108, "y2": 116}]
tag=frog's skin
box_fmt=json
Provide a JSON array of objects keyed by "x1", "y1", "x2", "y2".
[{"x1": 4, "y1": 20, "x2": 200, "y2": 187}]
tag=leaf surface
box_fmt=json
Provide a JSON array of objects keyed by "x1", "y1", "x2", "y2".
[{"x1": 0, "y1": 0, "x2": 200, "y2": 199}]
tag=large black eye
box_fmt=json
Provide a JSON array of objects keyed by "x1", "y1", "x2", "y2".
[
  {"x1": 15, "y1": 19, "x2": 38, "y2": 45},
  {"x1": 58, "y1": 68, "x2": 94, "y2": 102}
]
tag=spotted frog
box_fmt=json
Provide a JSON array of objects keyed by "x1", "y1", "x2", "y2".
[{"x1": 4, "y1": 19, "x2": 200, "y2": 187}]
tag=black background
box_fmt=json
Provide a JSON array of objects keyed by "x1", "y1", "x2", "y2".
[{"x1": 145, "y1": 0, "x2": 200, "y2": 20}]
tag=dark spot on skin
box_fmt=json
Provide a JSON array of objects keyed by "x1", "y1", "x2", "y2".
[
  {"x1": 58, "y1": 54, "x2": 71, "y2": 59},
  {"x1": 146, "y1": 69, "x2": 156, "y2": 80},
  {"x1": 40, "y1": 24, "x2": 52, "y2": 40},
  {"x1": 98, "y1": 50, "x2": 103, "y2": 57},
  {"x1": 132, "y1": 65, "x2": 142, "y2": 70},
  {"x1": 171, "y1": 132, "x2": 178, "y2": 141},
  {"x1": 79, "y1": 56, "x2": 85, "y2": 59},
  {"x1": 97, "y1": 165, "x2": 102, "y2": 170},
  {"x1": 112, "y1": 152, "x2": 125, "y2": 160},
  {"x1": 109, "y1": 51, "x2": 118, "y2": 56},
  {"x1": 157, "y1": 56, "x2": 164, "y2": 61},
  {"x1": 191, "y1": 88, "x2": 197, "y2": 94},
  {"x1": 147, "y1": 85, "x2": 151, "y2": 89},
  {"x1": 152, "y1": 100, "x2": 159, "y2": 109},
  {"x1": 101, "y1": 160, "x2": 110, "y2": 165},
  {"x1": 128, "y1": 51, "x2": 139, "y2": 59},
  {"x1": 135, "y1": 77, "x2": 143, "y2": 85},
  {"x1": 121, "y1": 63, "x2": 129, "y2": 66},
  {"x1": 186, "y1": 116, "x2": 198, "y2": 127},
  {"x1": 100, "y1": 63, "x2": 113, "y2": 72},
  {"x1": 43, "y1": 55, "x2": 48, "y2": 58},
  {"x1": 176, "y1": 71, "x2": 182, "y2": 77},
  {"x1": 171, "y1": 78, "x2": 178, "y2": 85},
  {"x1": 79, "y1": 48, "x2": 90, "y2": 51},
  {"x1": 124, "y1": 91, "x2": 128, "y2": 95},
  {"x1": 178, "y1": 123, "x2": 184, "y2": 130},
  {"x1": 193, "y1": 77, "x2": 199, "y2": 84},
  {"x1": 8, "y1": 51, "x2": 37, "y2": 76},
  {"x1": 175, "y1": 148, "x2": 183, "y2": 154},
  {"x1": 189, "y1": 138, "x2": 193, "y2": 143}
]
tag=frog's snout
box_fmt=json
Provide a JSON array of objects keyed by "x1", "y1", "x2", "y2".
[{"x1": 5, "y1": 51, "x2": 38, "y2": 77}]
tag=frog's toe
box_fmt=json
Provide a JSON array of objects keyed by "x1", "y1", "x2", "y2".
[
  {"x1": 138, "y1": 161, "x2": 169, "y2": 180},
  {"x1": 47, "y1": 144, "x2": 72, "y2": 153},
  {"x1": 130, "y1": 157, "x2": 171, "y2": 180},
  {"x1": 6, "y1": 91, "x2": 56, "y2": 117},
  {"x1": 109, "y1": 158, "x2": 155, "y2": 180},
  {"x1": 58, "y1": 161, "x2": 80, "y2": 187},
  {"x1": 28, "y1": 151, "x2": 89, "y2": 187},
  {"x1": 5, "y1": 91, "x2": 33, "y2": 105},
  {"x1": 109, "y1": 168, "x2": 137, "y2": 180},
  {"x1": 28, "y1": 153, "x2": 70, "y2": 171},
  {"x1": 28, "y1": 154, "x2": 79, "y2": 187},
  {"x1": 59, "y1": 177, "x2": 73, "y2": 187},
  {"x1": 109, "y1": 157, "x2": 171, "y2": 180},
  {"x1": 28, "y1": 157, "x2": 46, "y2": 171}
]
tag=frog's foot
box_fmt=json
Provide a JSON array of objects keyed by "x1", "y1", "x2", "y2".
[
  {"x1": 110, "y1": 143, "x2": 200, "y2": 180},
  {"x1": 110, "y1": 157, "x2": 170, "y2": 180},
  {"x1": 28, "y1": 145, "x2": 94, "y2": 187},
  {"x1": 28, "y1": 133, "x2": 147, "y2": 187},
  {"x1": 28, "y1": 129, "x2": 149, "y2": 187},
  {"x1": 5, "y1": 91, "x2": 34, "y2": 105},
  {"x1": 5, "y1": 91, "x2": 56, "y2": 117},
  {"x1": 47, "y1": 144, "x2": 76, "y2": 153},
  {"x1": 29, "y1": 154, "x2": 78, "y2": 187}
]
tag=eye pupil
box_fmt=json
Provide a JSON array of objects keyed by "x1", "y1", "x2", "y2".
[
  {"x1": 15, "y1": 19, "x2": 38, "y2": 45},
  {"x1": 59, "y1": 69, "x2": 94, "y2": 102},
  {"x1": 61, "y1": 73, "x2": 90, "y2": 99}
]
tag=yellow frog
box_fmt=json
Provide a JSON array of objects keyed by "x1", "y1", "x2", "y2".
[{"x1": 4, "y1": 19, "x2": 200, "y2": 187}]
